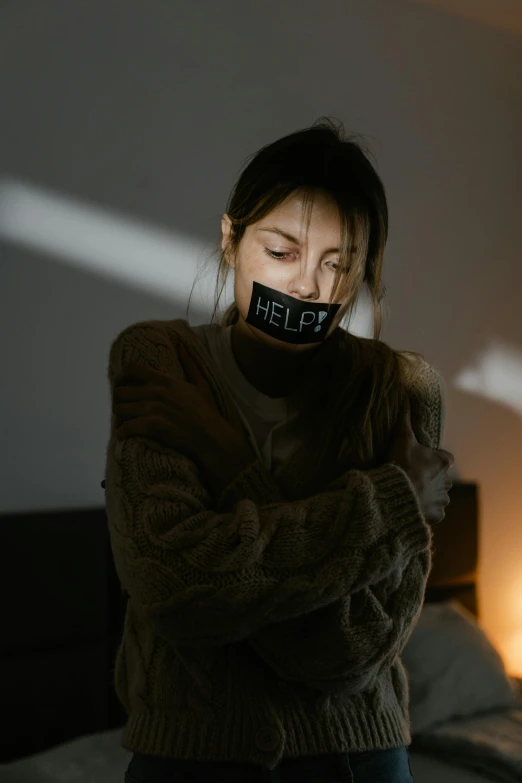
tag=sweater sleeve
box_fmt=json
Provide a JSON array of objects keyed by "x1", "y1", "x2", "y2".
[
  {"x1": 248, "y1": 550, "x2": 431, "y2": 695},
  {"x1": 248, "y1": 362, "x2": 446, "y2": 694},
  {"x1": 104, "y1": 322, "x2": 432, "y2": 648}
]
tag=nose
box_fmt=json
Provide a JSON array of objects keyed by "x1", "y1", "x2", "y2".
[
  {"x1": 288, "y1": 267, "x2": 321, "y2": 301},
  {"x1": 290, "y1": 286, "x2": 319, "y2": 301}
]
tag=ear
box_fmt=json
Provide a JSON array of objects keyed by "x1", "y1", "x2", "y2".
[{"x1": 221, "y1": 214, "x2": 235, "y2": 269}]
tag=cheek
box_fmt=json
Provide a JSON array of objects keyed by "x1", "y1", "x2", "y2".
[
  {"x1": 232, "y1": 254, "x2": 267, "y2": 309},
  {"x1": 231, "y1": 273, "x2": 253, "y2": 319}
]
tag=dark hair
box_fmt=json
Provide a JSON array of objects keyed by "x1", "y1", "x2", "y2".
[{"x1": 187, "y1": 118, "x2": 423, "y2": 490}]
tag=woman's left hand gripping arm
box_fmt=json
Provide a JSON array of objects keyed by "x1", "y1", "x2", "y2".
[{"x1": 103, "y1": 343, "x2": 257, "y2": 500}]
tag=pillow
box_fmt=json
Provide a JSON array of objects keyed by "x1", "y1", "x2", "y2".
[{"x1": 402, "y1": 600, "x2": 518, "y2": 733}]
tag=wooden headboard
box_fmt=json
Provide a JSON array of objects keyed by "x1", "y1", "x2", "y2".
[
  {"x1": 0, "y1": 481, "x2": 479, "y2": 763},
  {"x1": 425, "y1": 482, "x2": 479, "y2": 616}
]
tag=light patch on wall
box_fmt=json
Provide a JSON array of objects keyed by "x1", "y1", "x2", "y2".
[
  {"x1": 454, "y1": 340, "x2": 522, "y2": 419},
  {"x1": 0, "y1": 177, "x2": 214, "y2": 307},
  {"x1": 0, "y1": 177, "x2": 374, "y2": 337}
]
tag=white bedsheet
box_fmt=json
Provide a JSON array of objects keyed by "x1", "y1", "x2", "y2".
[
  {"x1": 411, "y1": 703, "x2": 522, "y2": 783},
  {"x1": 410, "y1": 751, "x2": 505, "y2": 783},
  {"x1": 0, "y1": 728, "x2": 130, "y2": 783}
]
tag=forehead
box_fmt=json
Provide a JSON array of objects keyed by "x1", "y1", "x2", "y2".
[{"x1": 259, "y1": 189, "x2": 342, "y2": 239}]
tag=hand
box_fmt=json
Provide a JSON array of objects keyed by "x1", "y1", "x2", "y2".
[
  {"x1": 110, "y1": 342, "x2": 250, "y2": 465},
  {"x1": 386, "y1": 400, "x2": 454, "y2": 527}
]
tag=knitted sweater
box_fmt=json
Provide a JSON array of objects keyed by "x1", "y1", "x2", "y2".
[{"x1": 104, "y1": 317, "x2": 446, "y2": 770}]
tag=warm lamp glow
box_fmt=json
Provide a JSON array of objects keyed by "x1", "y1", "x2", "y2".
[
  {"x1": 494, "y1": 583, "x2": 522, "y2": 678},
  {"x1": 502, "y1": 629, "x2": 522, "y2": 679}
]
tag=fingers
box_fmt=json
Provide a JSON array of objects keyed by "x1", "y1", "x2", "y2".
[
  {"x1": 113, "y1": 400, "x2": 173, "y2": 437},
  {"x1": 437, "y1": 448, "x2": 454, "y2": 471},
  {"x1": 113, "y1": 400, "x2": 160, "y2": 419},
  {"x1": 113, "y1": 385, "x2": 165, "y2": 405},
  {"x1": 114, "y1": 363, "x2": 168, "y2": 387},
  {"x1": 178, "y1": 342, "x2": 205, "y2": 383}
]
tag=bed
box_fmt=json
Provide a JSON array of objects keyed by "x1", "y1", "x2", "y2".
[{"x1": 1, "y1": 481, "x2": 520, "y2": 782}]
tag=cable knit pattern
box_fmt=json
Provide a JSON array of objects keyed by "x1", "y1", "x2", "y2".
[{"x1": 104, "y1": 318, "x2": 446, "y2": 769}]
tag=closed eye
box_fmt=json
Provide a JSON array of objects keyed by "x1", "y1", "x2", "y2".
[
  {"x1": 265, "y1": 249, "x2": 290, "y2": 260},
  {"x1": 263, "y1": 247, "x2": 342, "y2": 272}
]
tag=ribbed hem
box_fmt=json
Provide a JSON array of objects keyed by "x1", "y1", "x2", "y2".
[
  {"x1": 365, "y1": 462, "x2": 432, "y2": 559},
  {"x1": 216, "y1": 458, "x2": 285, "y2": 512},
  {"x1": 120, "y1": 691, "x2": 411, "y2": 771}
]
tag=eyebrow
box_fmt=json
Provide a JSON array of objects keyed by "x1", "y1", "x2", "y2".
[{"x1": 257, "y1": 226, "x2": 354, "y2": 255}]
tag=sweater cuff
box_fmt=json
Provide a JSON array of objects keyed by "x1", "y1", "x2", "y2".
[
  {"x1": 216, "y1": 458, "x2": 285, "y2": 512},
  {"x1": 365, "y1": 462, "x2": 433, "y2": 558}
]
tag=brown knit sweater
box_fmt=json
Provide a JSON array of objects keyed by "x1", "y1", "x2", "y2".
[{"x1": 104, "y1": 318, "x2": 445, "y2": 770}]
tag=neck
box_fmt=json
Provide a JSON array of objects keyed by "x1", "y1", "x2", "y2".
[{"x1": 230, "y1": 321, "x2": 321, "y2": 398}]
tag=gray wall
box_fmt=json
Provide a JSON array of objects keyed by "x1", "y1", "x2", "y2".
[{"x1": 1, "y1": 0, "x2": 521, "y2": 672}]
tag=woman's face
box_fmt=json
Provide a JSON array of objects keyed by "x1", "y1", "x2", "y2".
[{"x1": 222, "y1": 188, "x2": 353, "y2": 356}]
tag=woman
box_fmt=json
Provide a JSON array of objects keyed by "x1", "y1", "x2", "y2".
[{"x1": 105, "y1": 118, "x2": 454, "y2": 783}]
